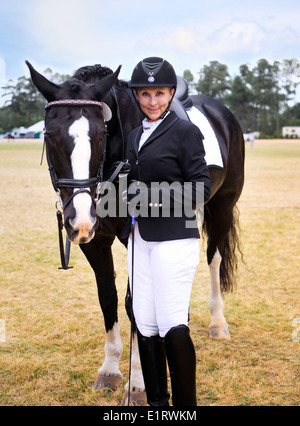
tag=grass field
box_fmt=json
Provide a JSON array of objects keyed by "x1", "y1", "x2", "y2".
[{"x1": 0, "y1": 139, "x2": 299, "y2": 406}]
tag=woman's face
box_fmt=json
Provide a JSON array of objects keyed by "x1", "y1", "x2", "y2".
[{"x1": 135, "y1": 87, "x2": 175, "y2": 121}]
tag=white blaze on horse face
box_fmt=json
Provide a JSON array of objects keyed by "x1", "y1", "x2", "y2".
[{"x1": 69, "y1": 116, "x2": 96, "y2": 244}]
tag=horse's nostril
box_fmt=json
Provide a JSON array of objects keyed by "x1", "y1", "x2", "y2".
[
  {"x1": 71, "y1": 229, "x2": 79, "y2": 240},
  {"x1": 66, "y1": 222, "x2": 79, "y2": 240},
  {"x1": 79, "y1": 236, "x2": 89, "y2": 244}
]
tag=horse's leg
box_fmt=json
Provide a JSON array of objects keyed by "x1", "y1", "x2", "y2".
[
  {"x1": 121, "y1": 282, "x2": 146, "y2": 405},
  {"x1": 121, "y1": 331, "x2": 147, "y2": 406},
  {"x1": 204, "y1": 193, "x2": 241, "y2": 340},
  {"x1": 208, "y1": 248, "x2": 230, "y2": 339},
  {"x1": 80, "y1": 235, "x2": 123, "y2": 391},
  {"x1": 94, "y1": 321, "x2": 123, "y2": 390}
]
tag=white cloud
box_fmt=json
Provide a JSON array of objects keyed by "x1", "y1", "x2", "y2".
[
  {"x1": 139, "y1": 17, "x2": 300, "y2": 77},
  {"x1": 210, "y1": 22, "x2": 267, "y2": 55},
  {"x1": 165, "y1": 28, "x2": 200, "y2": 54},
  {"x1": 29, "y1": 0, "x2": 100, "y2": 61},
  {"x1": 5, "y1": 0, "x2": 299, "y2": 83},
  {"x1": 23, "y1": 0, "x2": 145, "y2": 78}
]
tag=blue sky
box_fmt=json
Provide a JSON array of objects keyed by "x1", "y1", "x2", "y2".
[{"x1": 0, "y1": 0, "x2": 299, "y2": 104}]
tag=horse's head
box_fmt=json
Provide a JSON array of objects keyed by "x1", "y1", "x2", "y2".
[{"x1": 26, "y1": 61, "x2": 121, "y2": 245}]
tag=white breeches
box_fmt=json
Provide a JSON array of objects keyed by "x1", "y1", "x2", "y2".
[{"x1": 127, "y1": 222, "x2": 199, "y2": 338}]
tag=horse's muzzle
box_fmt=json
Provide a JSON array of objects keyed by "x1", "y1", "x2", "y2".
[{"x1": 66, "y1": 216, "x2": 98, "y2": 245}]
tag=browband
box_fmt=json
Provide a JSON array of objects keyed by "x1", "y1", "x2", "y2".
[
  {"x1": 46, "y1": 99, "x2": 103, "y2": 108},
  {"x1": 45, "y1": 99, "x2": 112, "y2": 121}
]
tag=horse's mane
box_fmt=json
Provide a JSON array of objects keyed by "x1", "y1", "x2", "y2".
[{"x1": 73, "y1": 64, "x2": 129, "y2": 88}]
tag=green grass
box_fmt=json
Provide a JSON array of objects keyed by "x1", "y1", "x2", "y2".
[
  {"x1": 0, "y1": 141, "x2": 42, "y2": 151},
  {"x1": 0, "y1": 140, "x2": 299, "y2": 406}
]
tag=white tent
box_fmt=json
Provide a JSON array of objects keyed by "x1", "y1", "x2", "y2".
[
  {"x1": 25, "y1": 120, "x2": 44, "y2": 139},
  {"x1": 27, "y1": 120, "x2": 44, "y2": 133}
]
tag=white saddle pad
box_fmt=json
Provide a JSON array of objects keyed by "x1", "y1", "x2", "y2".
[{"x1": 187, "y1": 106, "x2": 223, "y2": 168}]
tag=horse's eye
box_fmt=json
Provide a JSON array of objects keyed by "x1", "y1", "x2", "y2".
[
  {"x1": 100, "y1": 133, "x2": 107, "y2": 142},
  {"x1": 45, "y1": 132, "x2": 55, "y2": 144}
]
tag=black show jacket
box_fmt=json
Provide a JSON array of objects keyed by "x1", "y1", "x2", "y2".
[{"x1": 124, "y1": 111, "x2": 211, "y2": 241}]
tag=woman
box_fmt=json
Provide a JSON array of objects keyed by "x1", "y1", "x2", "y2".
[{"x1": 125, "y1": 57, "x2": 211, "y2": 406}]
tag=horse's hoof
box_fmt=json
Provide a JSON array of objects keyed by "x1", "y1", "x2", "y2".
[
  {"x1": 121, "y1": 390, "x2": 147, "y2": 406},
  {"x1": 209, "y1": 326, "x2": 231, "y2": 340},
  {"x1": 94, "y1": 374, "x2": 122, "y2": 392}
]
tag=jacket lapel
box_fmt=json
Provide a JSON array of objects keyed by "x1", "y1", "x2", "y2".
[
  {"x1": 134, "y1": 112, "x2": 179, "y2": 155},
  {"x1": 133, "y1": 127, "x2": 143, "y2": 156}
]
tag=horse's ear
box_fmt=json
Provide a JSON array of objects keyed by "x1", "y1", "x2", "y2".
[
  {"x1": 25, "y1": 60, "x2": 60, "y2": 102},
  {"x1": 92, "y1": 65, "x2": 122, "y2": 100}
]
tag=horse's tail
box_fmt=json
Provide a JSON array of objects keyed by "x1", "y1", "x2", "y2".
[
  {"x1": 219, "y1": 205, "x2": 243, "y2": 293},
  {"x1": 201, "y1": 199, "x2": 244, "y2": 293}
]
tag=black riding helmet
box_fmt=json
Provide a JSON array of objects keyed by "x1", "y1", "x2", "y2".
[
  {"x1": 131, "y1": 57, "x2": 177, "y2": 119},
  {"x1": 131, "y1": 57, "x2": 177, "y2": 89}
]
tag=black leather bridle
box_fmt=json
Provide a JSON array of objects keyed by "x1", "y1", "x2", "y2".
[
  {"x1": 43, "y1": 98, "x2": 126, "y2": 269},
  {"x1": 45, "y1": 100, "x2": 106, "y2": 208},
  {"x1": 43, "y1": 100, "x2": 107, "y2": 269}
]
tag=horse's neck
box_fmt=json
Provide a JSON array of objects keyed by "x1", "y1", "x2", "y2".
[
  {"x1": 106, "y1": 86, "x2": 142, "y2": 157},
  {"x1": 103, "y1": 86, "x2": 142, "y2": 177}
]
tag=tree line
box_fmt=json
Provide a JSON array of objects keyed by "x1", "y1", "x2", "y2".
[
  {"x1": 0, "y1": 69, "x2": 71, "y2": 134},
  {"x1": 1, "y1": 58, "x2": 299, "y2": 137},
  {"x1": 184, "y1": 58, "x2": 300, "y2": 137}
]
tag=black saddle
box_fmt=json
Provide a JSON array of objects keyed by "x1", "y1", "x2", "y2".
[
  {"x1": 175, "y1": 76, "x2": 193, "y2": 109},
  {"x1": 171, "y1": 76, "x2": 193, "y2": 121}
]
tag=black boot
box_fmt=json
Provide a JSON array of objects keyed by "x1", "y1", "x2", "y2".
[
  {"x1": 165, "y1": 325, "x2": 197, "y2": 406},
  {"x1": 137, "y1": 330, "x2": 170, "y2": 406}
]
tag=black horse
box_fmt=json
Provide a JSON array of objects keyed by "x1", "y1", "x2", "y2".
[{"x1": 26, "y1": 61, "x2": 244, "y2": 405}]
